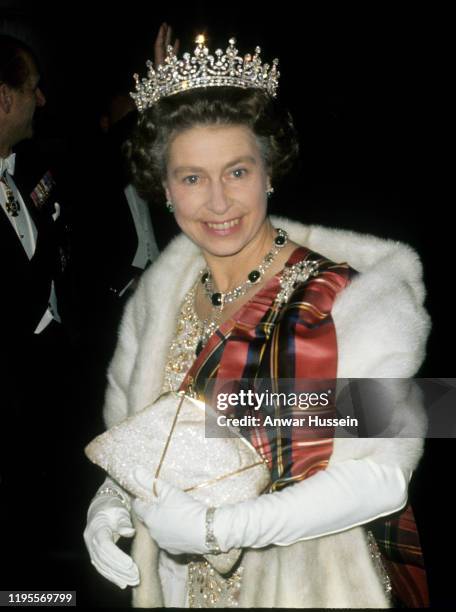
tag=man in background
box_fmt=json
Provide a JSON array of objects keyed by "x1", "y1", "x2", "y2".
[
  {"x1": 70, "y1": 89, "x2": 160, "y2": 380},
  {"x1": 0, "y1": 33, "x2": 72, "y2": 587},
  {"x1": 0, "y1": 34, "x2": 63, "y2": 337},
  {"x1": 70, "y1": 23, "x2": 179, "y2": 390}
]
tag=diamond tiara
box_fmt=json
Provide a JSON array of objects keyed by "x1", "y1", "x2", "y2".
[{"x1": 130, "y1": 34, "x2": 280, "y2": 112}]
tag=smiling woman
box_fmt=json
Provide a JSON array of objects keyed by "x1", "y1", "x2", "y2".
[
  {"x1": 125, "y1": 80, "x2": 303, "y2": 313},
  {"x1": 164, "y1": 125, "x2": 270, "y2": 259},
  {"x1": 84, "y1": 34, "x2": 431, "y2": 609}
]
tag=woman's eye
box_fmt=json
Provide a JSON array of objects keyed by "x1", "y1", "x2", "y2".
[
  {"x1": 232, "y1": 168, "x2": 247, "y2": 179},
  {"x1": 183, "y1": 175, "x2": 199, "y2": 185}
]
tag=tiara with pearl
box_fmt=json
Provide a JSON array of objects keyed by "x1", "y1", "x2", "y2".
[{"x1": 130, "y1": 34, "x2": 280, "y2": 112}]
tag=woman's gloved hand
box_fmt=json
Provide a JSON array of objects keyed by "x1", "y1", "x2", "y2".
[
  {"x1": 84, "y1": 483, "x2": 140, "y2": 589},
  {"x1": 132, "y1": 467, "x2": 208, "y2": 556},
  {"x1": 132, "y1": 459, "x2": 409, "y2": 556}
]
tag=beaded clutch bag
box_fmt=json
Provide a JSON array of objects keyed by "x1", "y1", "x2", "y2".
[{"x1": 85, "y1": 391, "x2": 271, "y2": 574}]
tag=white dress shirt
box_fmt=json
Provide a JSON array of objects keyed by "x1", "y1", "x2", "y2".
[{"x1": 120, "y1": 184, "x2": 159, "y2": 296}]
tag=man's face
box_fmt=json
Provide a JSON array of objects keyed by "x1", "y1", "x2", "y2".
[{"x1": 9, "y1": 53, "x2": 46, "y2": 145}]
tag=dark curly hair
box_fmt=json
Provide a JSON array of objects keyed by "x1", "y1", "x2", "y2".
[{"x1": 124, "y1": 87, "x2": 299, "y2": 202}]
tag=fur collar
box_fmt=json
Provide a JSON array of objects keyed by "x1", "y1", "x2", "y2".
[{"x1": 105, "y1": 216, "x2": 431, "y2": 435}]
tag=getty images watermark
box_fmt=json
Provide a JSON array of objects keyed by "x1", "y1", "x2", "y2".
[{"x1": 202, "y1": 378, "x2": 456, "y2": 438}]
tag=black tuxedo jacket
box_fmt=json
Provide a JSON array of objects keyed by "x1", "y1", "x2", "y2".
[
  {"x1": 71, "y1": 115, "x2": 142, "y2": 299},
  {"x1": 0, "y1": 142, "x2": 69, "y2": 341},
  {"x1": 69, "y1": 113, "x2": 179, "y2": 351},
  {"x1": 71, "y1": 112, "x2": 177, "y2": 297}
]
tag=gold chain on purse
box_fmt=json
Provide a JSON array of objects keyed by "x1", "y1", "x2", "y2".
[{"x1": 152, "y1": 378, "x2": 270, "y2": 498}]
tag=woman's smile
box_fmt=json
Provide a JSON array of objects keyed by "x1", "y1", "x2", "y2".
[{"x1": 203, "y1": 217, "x2": 242, "y2": 236}]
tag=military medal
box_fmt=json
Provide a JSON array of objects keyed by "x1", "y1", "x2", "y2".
[
  {"x1": 0, "y1": 177, "x2": 20, "y2": 217},
  {"x1": 30, "y1": 170, "x2": 56, "y2": 209}
]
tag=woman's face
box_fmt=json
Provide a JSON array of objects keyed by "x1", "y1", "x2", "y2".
[{"x1": 163, "y1": 124, "x2": 271, "y2": 259}]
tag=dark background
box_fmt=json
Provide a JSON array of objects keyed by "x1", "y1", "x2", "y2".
[{"x1": 1, "y1": 1, "x2": 450, "y2": 608}]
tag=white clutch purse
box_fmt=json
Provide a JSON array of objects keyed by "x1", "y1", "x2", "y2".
[{"x1": 85, "y1": 391, "x2": 271, "y2": 573}]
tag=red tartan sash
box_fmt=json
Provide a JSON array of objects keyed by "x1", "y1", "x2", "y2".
[
  {"x1": 369, "y1": 504, "x2": 429, "y2": 607},
  {"x1": 180, "y1": 245, "x2": 428, "y2": 607}
]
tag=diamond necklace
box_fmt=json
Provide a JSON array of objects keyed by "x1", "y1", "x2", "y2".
[
  {"x1": 201, "y1": 228, "x2": 288, "y2": 307},
  {"x1": 195, "y1": 228, "x2": 288, "y2": 354}
]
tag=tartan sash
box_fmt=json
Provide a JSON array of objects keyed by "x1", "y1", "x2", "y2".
[
  {"x1": 180, "y1": 245, "x2": 428, "y2": 607},
  {"x1": 369, "y1": 504, "x2": 429, "y2": 607}
]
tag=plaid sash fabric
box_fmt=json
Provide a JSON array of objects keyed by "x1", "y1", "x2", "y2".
[
  {"x1": 369, "y1": 505, "x2": 429, "y2": 607},
  {"x1": 180, "y1": 245, "x2": 428, "y2": 607}
]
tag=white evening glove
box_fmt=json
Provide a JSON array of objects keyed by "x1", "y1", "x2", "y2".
[
  {"x1": 213, "y1": 458, "x2": 411, "y2": 551},
  {"x1": 84, "y1": 477, "x2": 140, "y2": 589},
  {"x1": 131, "y1": 461, "x2": 409, "y2": 557},
  {"x1": 132, "y1": 469, "x2": 208, "y2": 556}
]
